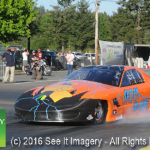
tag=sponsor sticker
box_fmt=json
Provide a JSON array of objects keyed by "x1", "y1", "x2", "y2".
[
  {"x1": 102, "y1": 49, "x2": 106, "y2": 52},
  {"x1": 0, "y1": 109, "x2": 6, "y2": 147},
  {"x1": 116, "y1": 115, "x2": 122, "y2": 120},
  {"x1": 86, "y1": 114, "x2": 93, "y2": 120},
  {"x1": 113, "y1": 110, "x2": 117, "y2": 115}
]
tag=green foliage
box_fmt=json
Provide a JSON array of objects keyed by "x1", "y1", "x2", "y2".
[
  {"x1": 57, "y1": 0, "x2": 75, "y2": 7},
  {"x1": 98, "y1": 12, "x2": 111, "y2": 41},
  {"x1": 109, "y1": 8, "x2": 137, "y2": 43},
  {"x1": 29, "y1": 0, "x2": 95, "y2": 51},
  {"x1": 0, "y1": 0, "x2": 38, "y2": 43},
  {"x1": 3, "y1": 0, "x2": 150, "y2": 50},
  {"x1": 139, "y1": 2, "x2": 150, "y2": 44},
  {"x1": 109, "y1": 0, "x2": 150, "y2": 44},
  {"x1": 74, "y1": 0, "x2": 95, "y2": 50},
  {"x1": 3, "y1": 1, "x2": 111, "y2": 51}
]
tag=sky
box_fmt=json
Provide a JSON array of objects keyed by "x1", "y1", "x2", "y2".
[{"x1": 36, "y1": 0, "x2": 120, "y2": 16}]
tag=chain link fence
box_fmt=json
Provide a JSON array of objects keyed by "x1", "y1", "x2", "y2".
[
  {"x1": 0, "y1": 46, "x2": 6, "y2": 81},
  {"x1": 0, "y1": 61, "x2": 5, "y2": 81}
]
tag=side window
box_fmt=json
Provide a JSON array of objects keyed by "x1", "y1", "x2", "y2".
[
  {"x1": 121, "y1": 71, "x2": 131, "y2": 87},
  {"x1": 121, "y1": 69, "x2": 144, "y2": 87},
  {"x1": 132, "y1": 69, "x2": 144, "y2": 84}
]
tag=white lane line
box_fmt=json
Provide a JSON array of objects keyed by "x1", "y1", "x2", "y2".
[
  {"x1": 13, "y1": 82, "x2": 31, "y2": 84},
  {"x1": 0, "y1": 101, "x2": 14, "y2": 105},
  {"x1": 13, "y1": 80, "x2": 59, "y2": 84}
]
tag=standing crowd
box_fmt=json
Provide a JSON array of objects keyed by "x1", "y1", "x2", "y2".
[
  {"x1": 57, "y1": 50, "x2": 74, "y2": 75},
  {"x1": 0, "y1": 47, "x2": 74, "y2": 83}
]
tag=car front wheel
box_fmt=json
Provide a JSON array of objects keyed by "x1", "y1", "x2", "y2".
[{"x1": 94, "y1": 101, "x2": 106, "y2": 124}]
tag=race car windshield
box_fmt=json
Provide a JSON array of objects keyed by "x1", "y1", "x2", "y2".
[{"x1": 61, "y1": 68, "x2": 123, "y2": 87}]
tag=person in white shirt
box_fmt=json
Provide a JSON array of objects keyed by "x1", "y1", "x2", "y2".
[
  {"x1": 65, "y1": 50, "x2": 74, "y2": 75},
  {"x1": 22, "y1": 49, "x2": 29, "y2": 73},
  {"x1": 148, "y1": 54, "x2": 150, "y2": 68}
]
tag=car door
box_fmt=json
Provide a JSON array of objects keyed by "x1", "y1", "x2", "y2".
[{"x1": 120, "y1": 69, "x2": 147, "y2": 119}]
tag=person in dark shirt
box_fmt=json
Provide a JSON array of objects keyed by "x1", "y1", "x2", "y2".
[
  {"x1": 1, "y1": 47, "x2": 17, "y2": 83},
  {"x1": 30, "y1": 50, "x2": 38, "y2": 64}
]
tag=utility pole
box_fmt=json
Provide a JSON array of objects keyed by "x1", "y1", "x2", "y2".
[
  {"x1": 95, "y1": 0, "x2": 101, "y2": 65},
  {"x1": 28, "y1": 37, "x2": 30, "y2": 51}
]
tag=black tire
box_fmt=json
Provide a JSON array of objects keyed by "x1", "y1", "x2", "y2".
[
  {"x1": 94, "y1": 101, "x2": 107, "y2": 124},
  {"x1": 43, "y1": 66, "x2": 52, "y2": 76}
]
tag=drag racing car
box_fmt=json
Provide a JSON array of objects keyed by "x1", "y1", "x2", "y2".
[{"x1": 14, "y1": 65, "x2": 150, "y2": 124}]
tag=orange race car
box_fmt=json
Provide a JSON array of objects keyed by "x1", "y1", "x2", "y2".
[{"x1": 14, "y1": 65, "x2": 150, "y2": 124}]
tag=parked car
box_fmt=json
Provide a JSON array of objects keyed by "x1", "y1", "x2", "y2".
[
  {"x1": 72, "y1": 52, "x2": 88, "y2": 67},
  {"x1": 72, "y1": 52, "x2": 86, "y2": 59},
  {"x1": 42, "y1": 50, "x2": 57, "y2": 67},
  {"x1": 28, "y1": 50, "x2": 56, "y2": 66},
  {"x1": 84, "y1": 53, "x2": 96, "y2": 59},
  {"x1": 84, "y1": 53, "x2": 101, "y2": 58}
]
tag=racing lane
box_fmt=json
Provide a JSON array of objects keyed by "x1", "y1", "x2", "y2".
[{"x1": 1, "y1": 70, "x2": 150, "y2": 150}]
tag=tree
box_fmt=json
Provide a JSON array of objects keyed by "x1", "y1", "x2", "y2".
[
  {"x1": 98, "y1": 12, "x2": 111, "y2": 41},
  {"x1": 57, "y1": 0, "x2": 76, "y2": 51},
  {"x1": 110, "y1": 0, "x2": 150, "y2": 44},
  {"x1": 58, "y1": 0, "x2": 75, "y2": 8},
  {"x1": 139, "y1": 2, "x2": 150, "y2": 44},
  {"x1": 0, "y1": 0, "x2": 38, "y2": 43},
  {"x1": 109, "y1": 6, "x2": 137, "y2": 43},
  {"x1": 75, "y1": 0, "x2": 95, "y2": 50}
]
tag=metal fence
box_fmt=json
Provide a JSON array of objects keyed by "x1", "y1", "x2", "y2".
[
  {"x1": 0, "y1": 47, "x2": 6, "y2": 80},
  {"x1": 0, "y1": 60, "x2": 5, "y2": 81},
  {"x1": 54, "y1": 56, "x2": 101, "y2": 70}
]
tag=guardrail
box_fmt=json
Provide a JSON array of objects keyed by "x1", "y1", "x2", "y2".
[{"x1": 0, "y1": 60, "x2": 5, "y2": 81}]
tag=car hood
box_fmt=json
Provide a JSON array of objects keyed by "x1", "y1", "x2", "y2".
[{"x1": 15, "y1": 80, "x2": 114, "y2": 111}]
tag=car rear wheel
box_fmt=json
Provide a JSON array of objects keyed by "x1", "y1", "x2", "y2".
[{"x1": 94, "y1": 101, "x2": 106, "y2": 124}]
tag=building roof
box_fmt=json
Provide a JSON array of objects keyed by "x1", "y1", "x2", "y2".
[{"x1": 134, "y1": 44, "x2": 150, "y2": 47}]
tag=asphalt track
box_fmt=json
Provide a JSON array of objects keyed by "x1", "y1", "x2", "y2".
[{"x1": 0, "y1": 69, "x2": 150, "y2": 150}]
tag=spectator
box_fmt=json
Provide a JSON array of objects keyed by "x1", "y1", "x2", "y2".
[
  {"x1": 36, "y1": 48, "x2": 42, "y2": 60},
  {"x1": 64, "y1": 52, "x2": 67, "y2": 57},
  {"x1": 30, "y1": 50, "x2": 38, "y2": 64},
  {"x1": 1, "y1": 47, "x2": 17, "y2": 83},
  {"x1": 148, "y1": 54, "x2": 150, "y2": 68},
  {"x1": 22, "y1": 49, "x2": 29, "y2": 73},
  {"x1": 61, "y1": 52, "x2": 65, "y2": 57},
  {"x1": 31, "y1": 60, "x2": 43, "y2": 80},
  {"x1": 65, "y1": 50, "x2": 74, "y2": 75},
  {"x1": 57, "y1": 52, "x2": 61, "y2": 58}
]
